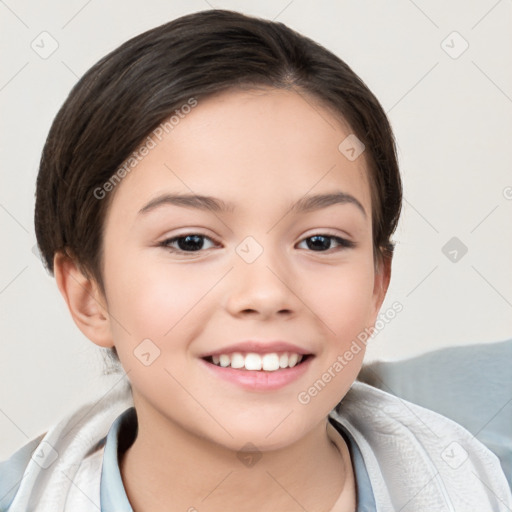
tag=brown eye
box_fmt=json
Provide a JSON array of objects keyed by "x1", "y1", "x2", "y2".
[
  {"x1": 160, "y1": 234, "x2": 218, "y2": 253},
  {"x1": 297, "y1": 234, "x2": 356, "y2": 252}
]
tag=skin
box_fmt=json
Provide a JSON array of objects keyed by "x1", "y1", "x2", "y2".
[{"x1": 54, "y1": 86, "x2": 391, "y2": 512}]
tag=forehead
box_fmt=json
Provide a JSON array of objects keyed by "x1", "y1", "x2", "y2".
[{"x1": 105, "y1": 87, "x2": 372, "y2": 222}]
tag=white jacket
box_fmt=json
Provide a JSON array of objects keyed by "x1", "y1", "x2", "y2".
[{"x1": 1, "y1": 377, "x2": 511, "y2": 511}]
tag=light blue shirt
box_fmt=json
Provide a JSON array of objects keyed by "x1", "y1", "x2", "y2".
[
  {"x1": 329, "y1": 417, "x2": 377, "y2": 512},
  {"x1": 100, "y1": 407, "x2": 376, "y2": 511}
]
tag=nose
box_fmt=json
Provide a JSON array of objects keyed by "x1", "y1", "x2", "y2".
[{"x1": 225, "y1": 244, "x2": 299, "y2": 319}]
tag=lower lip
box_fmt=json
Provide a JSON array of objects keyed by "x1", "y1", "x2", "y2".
[{"x1": 200, "y1": 356, "x2": 314, "y2": 391}]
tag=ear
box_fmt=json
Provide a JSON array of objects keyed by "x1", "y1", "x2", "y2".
[
  {"x1": 368, "y1": 252, "x2": 392, "y2": 324},
  {"x1": 53, "y1": 251, "x2": 114, "y2": 348}
]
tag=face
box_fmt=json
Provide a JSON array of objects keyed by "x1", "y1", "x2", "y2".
[{"x1": 99, "y1": 87, "x2": 388, "y2": 451}]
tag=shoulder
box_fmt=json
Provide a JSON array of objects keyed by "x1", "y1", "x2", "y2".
[
  {"x1": 0, "y1": 379, "x2": 133, "y2": 511},
  {"x1": 329, "y1": 381, "x2": 512, "y2": 511},
  {"x1": 0, "y1": 433, "x2": 46, "y2": 511},
  {"x1": 0, "y1": 431, "x2": 106, "y2": 512}
]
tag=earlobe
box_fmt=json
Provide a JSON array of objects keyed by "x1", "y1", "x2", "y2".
[{"x1": 53, "y1": 251, "x2": 114, "y2": 348}]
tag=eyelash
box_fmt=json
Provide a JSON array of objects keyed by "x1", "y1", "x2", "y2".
[{"x1": 159, "y1": 233, "x2": 356, "y2": 255}]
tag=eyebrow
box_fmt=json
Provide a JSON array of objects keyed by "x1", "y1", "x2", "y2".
[{"x1": 138, "y1": 191, "x2": 366, "y2": 218}]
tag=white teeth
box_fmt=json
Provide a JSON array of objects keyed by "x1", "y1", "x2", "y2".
[
  {"x1": 208, "y1": 352, "x2": 306, "y2": 371},
  {"x1": 288, "y1": 353, "x2": 299, "y2": 368},
  {"x1": 230, "y1": 352, "x2": 245, "y2": 369},
  {"x1": 244, "y1": 353, "x2": 262, "y2": 370},
  {"x1": 262, "y1": 353, "x2": 280, "y2": 371},
  {"x1": 219, "y1": 354, "x2": 230, "y2": 367}
]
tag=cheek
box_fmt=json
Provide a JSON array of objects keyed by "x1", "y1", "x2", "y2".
[
  {"x1": 103, "y1": 255, "x2": 209, "y2": 385},
  {"x1": 294, "y1": 264, "x2": 373, "y2": 420},
  {"x1": 304, "y1": 258, "x2": 376, "y2": 332},
  {"x1": 103, "y1": 253, "x2": 223, "y2": 376},
  {"x1": 104, "y1": 251, "x2": 217, "y2": 345}
]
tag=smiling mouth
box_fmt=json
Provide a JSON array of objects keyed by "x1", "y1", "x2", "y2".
[{"x1": 202, "y1": 352, "x2": 312, "y2": 371}]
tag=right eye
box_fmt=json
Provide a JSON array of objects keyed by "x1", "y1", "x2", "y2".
[{"x1": 159, "y1": 233, "x2": 219, "y2": 254}]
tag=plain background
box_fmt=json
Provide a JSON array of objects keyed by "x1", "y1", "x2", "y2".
[{"x1": 1, "y1": 0, "x2": 511, "y2": 459}]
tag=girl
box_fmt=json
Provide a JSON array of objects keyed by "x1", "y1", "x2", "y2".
[{"x1": 1, "y1": 9, "x2": 510, "y2": 512}]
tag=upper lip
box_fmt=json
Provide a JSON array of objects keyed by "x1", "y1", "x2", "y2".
[{"x1": 199, "y1": 341, "x2": 313, "y2": 358}]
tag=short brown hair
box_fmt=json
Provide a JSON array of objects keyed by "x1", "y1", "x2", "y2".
[{"x1": 34, "y1": 9, "x2": 402, "y2": 367}]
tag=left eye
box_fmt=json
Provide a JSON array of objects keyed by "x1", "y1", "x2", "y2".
[
  {"x1": 297, "y1": 234, "x2": 355, "y2": 251},
  {"x1": 160, "y1": 233, "x2": 355, "y2": 254}
]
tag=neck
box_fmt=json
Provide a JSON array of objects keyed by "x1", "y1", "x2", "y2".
[{"x1": 119, "y1": 403, "x2": 356, "y2": 512}]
